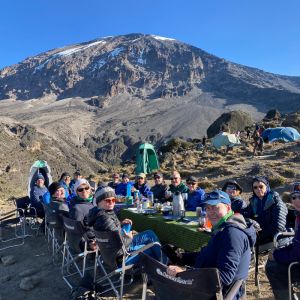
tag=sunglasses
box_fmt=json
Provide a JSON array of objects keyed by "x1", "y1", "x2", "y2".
[
  {"x1": 171, "y1": 177, "x2": 179, "y2": 180},
  {"x1": 253, "y1": 185, "x2": 265, "y2": 190},
  {"x1": 77, "y1": 187, "x2": 90, "y2": 192},
  {"x1": 104, "y1": 198, "x2": 116, "y2": 203},
  {"x1": 187, "y1": 182, "x2": 196, "y2": 186},
  {"x1": 137, "y1": 177, "x2": 144, "y2": 180},
  {"x1": 226, "y1": 185, "x2": 237, "y2": 190},
  {"x1": 154, "y1": 176, "x2": 161, "y2": 179},
  {"x1": 204, "y1": 191, "x2": 227, "y2": 201}
]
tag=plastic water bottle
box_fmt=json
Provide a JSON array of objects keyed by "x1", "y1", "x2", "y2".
[
  {"x1": 199, "y1": 210, "x2": 207, "y2": 228},
  {"x1": 126, "y1": 183, "x2": 132, "y2": 197},
  {"x1": 147, "y1": 191, "x2": 154, "y2": 207}
]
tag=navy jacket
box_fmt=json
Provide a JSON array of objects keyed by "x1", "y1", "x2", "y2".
[
  {"x1": 243, "y1": 191, "x2": 287, "y2": 243},
  {"x1": 69, "y1": 197, "x2": 95, "y2": 238},
  {"x1": 133, "y1": 182, "x2": 151, "y2": 197},
  {"x1": 183, "y1": 213, "x2": 256, "y2": 299}
]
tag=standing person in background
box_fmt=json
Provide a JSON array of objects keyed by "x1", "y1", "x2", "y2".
[
  {"x1": 115, "y1": 173, "x2": 134, "y2": 196},
  {"x1": 166, "y1": 171, "x2": 189, "y2": 200},
  {"x1": 108, "y1": 173, "x2": 120, "y2": 191},
  {"x1": 69, "y1": 171, "x2": 82, "y2": 194},
  {"x1": 202, "y1": 136, "x2": 207, "y2": 147},
  {"x1": 132, "y1": 173, "x2": 151, "y2": 197},
  {"x1": 150, "y1": 172, "x2": 168, "y2": 203},
  {"x1": 30, "y1": 174, "x2": 48, "y2": 218},
  {"x1": 59, "y1": 172, "x2": 72, "y2": 199},
  {"x1": 265, "y1": 182, "x2": 300, "y2": 300},
  {"x1": 185, "y1": 176, "x2": 205, "y2": 211}
]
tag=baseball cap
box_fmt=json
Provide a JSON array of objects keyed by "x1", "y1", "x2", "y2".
[{"x1": 203, "y1": 190, "x2": 231, "y2": 205}]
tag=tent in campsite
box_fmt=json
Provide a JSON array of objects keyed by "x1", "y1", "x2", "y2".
[
  {"x1": 27, "y1": 160, "x2": 52, "y2": 197},
  {"x1": 212, "y1": 132, "x2": 241, "y2": 149},
  {"x1": 135, "y1": 143, "x2": 159, "y2": 175},
  {"x1": 262, "y1": 127, "x2": 300, "y2": 143}
]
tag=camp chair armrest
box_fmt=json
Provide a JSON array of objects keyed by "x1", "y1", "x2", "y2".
[
  {"x1": 274, "y1": 231, "x2": 295, "y2": 248},
  {"x1": 127, "y1": 241, "x2": 161, "y2": 257},
  {"x1": 0, "y1": 208, "x2": 24, "y2": 222},
  {"x1": 224, "y1": 279, "x2": 244, "y2": 300}
]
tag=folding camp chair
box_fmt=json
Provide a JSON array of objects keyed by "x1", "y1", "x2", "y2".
[
  {"x1": 0, "y1": 207, "x2": 27, "y2": 251},
  {"x1": 139, "y1": 252, "x2": 245, "y2": 300},
  {"x1": 94, "y1": 230, "x2": 161, "y2": 300},
  {"x1": 274, "y1": 231, "x2": 300, "y2": 300},
  {"x1": 43, "y1": 204, "x2": 65, "y2": 262},
  {"x1": 15, "y1": 196, "x2": 40, "y2": 233},
  {"x1": 62, "y1": 216, "x2": 97, "y2": 289}
]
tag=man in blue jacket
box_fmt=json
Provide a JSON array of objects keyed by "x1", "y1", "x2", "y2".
[{"x1": 166, "y1": 190, "x2": 256, "y2": 299}]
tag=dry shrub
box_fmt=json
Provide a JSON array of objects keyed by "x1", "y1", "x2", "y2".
[
  {"x1": 269, "y1": 175, "x2": 287, "y2": 188},
  {"x1": 276, "y1": 150, "x2": 293, "y2": 158},
  {"x1": 282, "y1": 192, "x2": 291, "y2": 203},
  {"x1": 205, "y1": 166, "x2": 220, "y2": 173},
  {"x1": 199, "y1": 180, "x2": 216, "y2": 190},
  {"x1": 278, "y1": 168, "x2": 297, "y2": 178},
  {"x1": 264, "y1": 144, "x2": 273, "y2": 150}
]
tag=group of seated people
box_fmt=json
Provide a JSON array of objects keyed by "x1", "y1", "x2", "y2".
[{"x1": 29, "y1": 168, "x2": 300, "y2": 300}]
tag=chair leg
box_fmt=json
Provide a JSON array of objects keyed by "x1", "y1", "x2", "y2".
[{"x1": 141, "y1": 273, "x2": 148, "y2": 300}]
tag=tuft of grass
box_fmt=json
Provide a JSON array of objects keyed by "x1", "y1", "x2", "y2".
[
  {"x1": 279, "y1": 168, "x2": 297, "y2": 178},
  {"x1": 269, "y1": 175, "x2": 287, "y2": 188},
  {"x1": 198, "y1": 180, "x2": 216, "y2": 190}
]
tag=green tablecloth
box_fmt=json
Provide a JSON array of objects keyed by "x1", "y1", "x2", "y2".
[{"x1": 119, "y1": 209, "x2": 210, "y2": 252}]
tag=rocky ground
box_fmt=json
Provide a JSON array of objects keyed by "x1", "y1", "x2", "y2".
[{"x1": 1, "y1": 137, "x2": 300, "y2": 299}]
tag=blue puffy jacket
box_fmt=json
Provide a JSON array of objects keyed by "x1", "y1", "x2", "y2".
[{"x1": 185, "y1": 188, "x2": 205, "y2": 211}]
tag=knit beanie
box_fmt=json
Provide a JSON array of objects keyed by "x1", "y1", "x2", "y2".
[
  {"x1": 95, "y1": 187, "x2": 116, "y2": 204},
  {"x1": 48, "y1": 182, "x2": 63, "y2": 196}
]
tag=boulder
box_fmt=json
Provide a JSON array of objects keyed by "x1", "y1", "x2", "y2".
[
  {"x1": 19, "y1": 276, "x2": 40, "y2": 291},
  {"x1": 1, "y1": 255, "x2": 16, "y2": 265},
  {"x1": 207, "y1": 111, "x2": 253, "y2": 138},
  {"x1": 282, "y1": 111, "x2": 300, "y2": 131}
]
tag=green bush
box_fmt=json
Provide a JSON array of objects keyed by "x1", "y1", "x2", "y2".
[{"x1": 269, "y1": 175, "x2": 286, "y2": 188}]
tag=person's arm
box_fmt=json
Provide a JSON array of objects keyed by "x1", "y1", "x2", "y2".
[{"x1": 216, "y1": 228, "x2": 247, "y2": 287}]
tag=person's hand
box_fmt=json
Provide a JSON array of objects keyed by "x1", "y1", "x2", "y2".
[
  {"x1": 131, "y1": 187, "x2": 136, "y2": 192},
  {"x1": 122, "y1": 219, "x2": 132, "y2": 225},
  {"x1": 166, "y1": 265, "x2": 186, "y2": 277},
  {"x1": 123, "y1": 230, "x2": 133, "y2": 239}
]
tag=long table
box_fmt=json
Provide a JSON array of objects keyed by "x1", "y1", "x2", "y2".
[{"x1": 119, "y1": 209, "x2": 210, "y2": 252}]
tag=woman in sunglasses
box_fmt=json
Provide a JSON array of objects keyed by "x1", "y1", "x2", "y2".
[
  {"x1": 266, "y1": 184, "x2": 300, "y2": 300},
  {"x1": 243, "y1": 176, "x2": 288, "y2": 244},
  {"x1": 222, "y1": 180, "x2": 247, "y2": 213},
  {"x1": 69, "y1": 178, "x2": 96, "y2": 250},
  {"x1": 185, "y1": 176, "x2": 205, "y2": 211},
  {"x1": 88, "y1": 187, "x2": 164, "y2": 265}
]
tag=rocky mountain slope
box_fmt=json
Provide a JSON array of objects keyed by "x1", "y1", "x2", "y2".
[{"x1": 1, "y1": 33, "x2": 300, "y2": 111}]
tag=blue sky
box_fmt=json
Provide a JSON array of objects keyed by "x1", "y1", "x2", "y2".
[{"x1": 1, "y1": 0, "x2": 299, "y2": 76}]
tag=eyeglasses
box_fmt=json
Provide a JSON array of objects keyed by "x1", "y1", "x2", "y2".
[
  {"x1": 253, "y1": 185, "x2": 265, "y2": 190},
  {"x1": 171, "y1": 177, "x2": 179, "y2": 180},
  {"x1": 104, "y1": 198, "x2": 116, "y2": 203},
  {"x1": 187, "y1": 182, "x2": 196, "y2": 186},
  {"x1": 77, "y1": 187, "x2": 90, "y2": 192}
]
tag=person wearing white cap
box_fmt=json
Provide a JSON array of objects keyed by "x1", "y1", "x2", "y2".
[{"x1": 69, "y1": 179, "x2": 96, "y2": 250}]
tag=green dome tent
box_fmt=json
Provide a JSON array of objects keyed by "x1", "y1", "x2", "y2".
[{"x1": 135, "y1": 143, "x2": 160, "y2": 175}]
